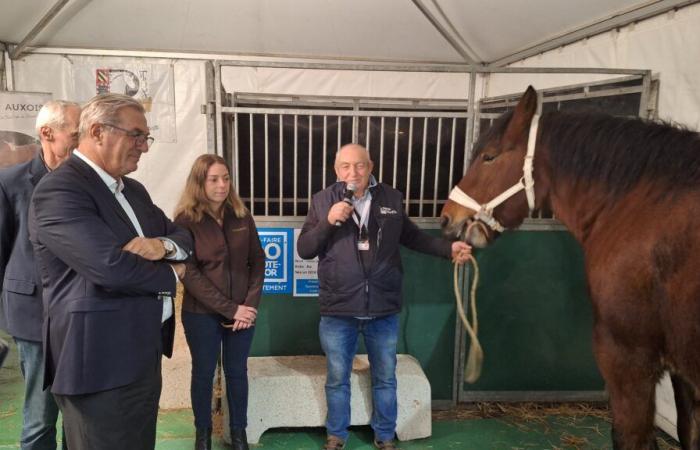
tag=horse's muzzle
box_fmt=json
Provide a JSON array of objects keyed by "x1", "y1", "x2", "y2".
[
  {"x1": 463, "y1": 218, "x2": 491, "y2": 248},
  {"x1": 441, "y1": 214, "x2": 491, "y2": 248}
]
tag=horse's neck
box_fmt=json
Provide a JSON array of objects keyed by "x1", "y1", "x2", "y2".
[
  {"x1": 548, "y1": 180, "x2": 610, "y2": 244},
  {"x1": 548, "y1": 175, "x2": 660, "y2": 246}
]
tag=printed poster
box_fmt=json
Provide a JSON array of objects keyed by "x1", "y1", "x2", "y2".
[
  {"x1": 258, "y1": 228, "x2": 294, "y2": 294},
  {"x1": 0, "y1": 91, "x2": 52, "y2": 168},
  {"x1": 293, "y1": 228, "x2": 319, "y2": 296},
  {"x1": 72, "y1": 62, "x2": 176, "y2": 143}
]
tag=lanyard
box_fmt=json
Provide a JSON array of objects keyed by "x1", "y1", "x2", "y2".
[{"x1": 351, "y1": 197, "x2": 371, "y2": 233}]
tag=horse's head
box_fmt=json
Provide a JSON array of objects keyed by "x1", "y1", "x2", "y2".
[{"x1": 441, "y1": 86, "x2": 541, "y2": 247}]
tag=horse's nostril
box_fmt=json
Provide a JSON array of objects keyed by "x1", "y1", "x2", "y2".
[{"x1": 440, "y1": 215, "x2": 450, "y2": 229}]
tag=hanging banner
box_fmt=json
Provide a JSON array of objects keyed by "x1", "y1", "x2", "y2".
[
  {"x1": 72, "y1": 62, "x2": 176, "y2": 143},
  {"x1": 0, "y1": 91, "x2": 52, "y2": 168}
]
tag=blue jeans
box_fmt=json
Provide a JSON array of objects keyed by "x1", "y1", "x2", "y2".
[
  {"x1": 182, "y1": 311, "x2": 255, "y2": 431},
  {"x1": 319, "y1": 314, "x2": 399, "y2": 442},
  {"x1": 0, "y1": 337, "x2": 8, "y2": 368},
  {"x1": 14, "y1": 338, "x2": 64, "y2": 450}
]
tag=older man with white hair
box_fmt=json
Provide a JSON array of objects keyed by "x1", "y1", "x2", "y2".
[
  {"x1": 298, "y1": 143, "x2": 471, "y2": 450},
  {"x1": 0, "y1": 99, "x2": 80, "y2": 450}
]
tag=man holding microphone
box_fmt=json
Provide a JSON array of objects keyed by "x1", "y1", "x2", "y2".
[{"x1": 298, "y1": 143, "x2": 471, "y2": 450}]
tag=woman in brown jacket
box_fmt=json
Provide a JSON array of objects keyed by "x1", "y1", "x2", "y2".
[{"x1": 174, "y1": 154, "x2": 265, "y2": 450}]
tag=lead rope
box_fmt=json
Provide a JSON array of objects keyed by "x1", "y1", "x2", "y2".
[{"x1": 454, "y1": 221, "x2": 486, "y2": 383}]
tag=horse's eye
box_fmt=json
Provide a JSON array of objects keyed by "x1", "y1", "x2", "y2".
[{"x1": 482, "y1": 153, "x2": 497, "y2": 163}]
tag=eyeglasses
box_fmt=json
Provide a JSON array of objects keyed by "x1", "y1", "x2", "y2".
[{"x1": 103, "y1": 123, "x2": 155, "y2": 147}]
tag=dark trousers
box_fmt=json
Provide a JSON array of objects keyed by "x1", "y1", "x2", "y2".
[
  {"x1": 182, "y1": 311, "x2": 254, "y2": 431},
  {"x1": 54, "y1": 358, "x2": 162, "y2": 450}
]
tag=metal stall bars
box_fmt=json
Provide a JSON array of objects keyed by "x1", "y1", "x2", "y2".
[{"x1": 221, "y1": 92, "x2": 471, "y2": 221}]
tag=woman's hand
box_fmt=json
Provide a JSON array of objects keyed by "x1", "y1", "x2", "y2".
[
  {"x1": 231, "y1": 305, "x2": 257, "y2": 330},
  {"x1": 231, "y1": 320, "x2": 252, "y2": 331}
]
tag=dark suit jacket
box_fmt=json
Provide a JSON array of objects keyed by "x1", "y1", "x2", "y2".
[
  {"x1": 29, "y1": 154, "x2": 192, "y2": 395},
  {"x1": 0, "y1": 154, "x2": 48, "y2": 342}
]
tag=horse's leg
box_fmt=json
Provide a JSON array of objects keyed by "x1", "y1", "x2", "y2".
[
  {"x1": 671, "y1": 374, "x2": 700, "y2": 449},
  {"x1": 594, "y1": 326, "x2": 660, "y2": 450}
]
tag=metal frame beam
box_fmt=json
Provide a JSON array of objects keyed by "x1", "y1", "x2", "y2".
[
  {"x1": 10, "y1": 0, "x2": 71, "y2": 60},
  {"x1": 410, "y1": 0, "x2": 478, "y2": 64},
  {"x1": 3, "y1": 49, "x2": 13, "y2": 90},
  {"x1": 203, "y1": 60, "x2": 217, "y2": 154},
  {"x1": 21, "y1": 47, "x2": 653, "y2": 79},
  {"x1": 26, "y1": 46, "x2": 471, "y2": 66},
  {"x1": 216, "y1": 59, "x2": 647, "y2": 75},
  {"x1": 489, "y1": 0, "x2": 700, "y2": 67},
  {"x1": 0, "y1": 43, "x2": 6, "y2": 91}
]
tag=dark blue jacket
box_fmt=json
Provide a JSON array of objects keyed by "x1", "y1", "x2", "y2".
[
  {"x1": 0, "y1": 153, "x2": 47, "y2": 342},
  {"x1": 29, "y1": 154, "x2": 192, "y2": 395},
  {"x1": 298, "y1": 182, "x2": 450, "y2": 317}
]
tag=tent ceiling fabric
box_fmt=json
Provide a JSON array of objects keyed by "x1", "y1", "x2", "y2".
[{"x1": 0, "y1": 0, "x2": 686, "y2": 64}]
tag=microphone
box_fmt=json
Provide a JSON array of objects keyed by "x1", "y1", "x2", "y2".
[{"x1": 335, "y1": 183, "x2": 356, "y2": 227}]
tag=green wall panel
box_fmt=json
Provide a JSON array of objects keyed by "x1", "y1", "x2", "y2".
[
  {"x1": 248, "y1": 229, "x2": 458, "y2": 400},
  {"x1": 464, "y1": 230, "x2": 604, "y2": 392},
  {"x1": 249, "y1": 229, "x2": 604, "y2": 401}
]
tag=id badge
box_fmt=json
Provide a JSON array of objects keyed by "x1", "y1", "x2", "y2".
[{"x1": 357, "y1": 239, "x2": 370, "y2": 251}]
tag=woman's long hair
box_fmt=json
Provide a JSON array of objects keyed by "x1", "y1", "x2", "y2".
[{"x1": 174, "y1": 154, "x2": 248, "y2": 222}]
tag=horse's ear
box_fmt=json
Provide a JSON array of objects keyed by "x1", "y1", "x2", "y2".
[{"x1": 502, "y1": 86, "x2": 538, "y2": 149}]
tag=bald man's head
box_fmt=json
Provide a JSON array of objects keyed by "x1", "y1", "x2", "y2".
[{"x1": 334, "y1": 144, "x2": 374, "y2": 197}]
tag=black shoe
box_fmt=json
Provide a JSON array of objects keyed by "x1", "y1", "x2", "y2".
[
  {"x1": 373, "y1": 438, "x2": 400, "y2": 449},
  {"x1": 194, "y1": 427, "x2": 212, "y2": 450},
  {"x1": 231, "y1": 428, "x2": 249, "y2": 450},
  {"x1": 323, "y1": 435, "x2": 345, "y2": 450}
]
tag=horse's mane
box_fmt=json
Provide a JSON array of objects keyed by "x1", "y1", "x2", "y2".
[
  {"x1": 544, "y1": 112, "x2": 700, "y2": 195},
  {"x1": 474, "y1": 110, "x2": 700, "y2": 196}
]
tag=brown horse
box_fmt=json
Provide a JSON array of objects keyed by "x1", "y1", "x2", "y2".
[{"x1": 441, "y1": 86, "x2": 700, "y2": 450}]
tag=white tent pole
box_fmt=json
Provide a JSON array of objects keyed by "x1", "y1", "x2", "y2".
[
  {"x1": 0, "y1": 44, "x2": 6, "y2": 91},
  {"x1": 10, "y1": 0, "x2": 70, "y2": 60},
  {"x1": 2, "y1": 50, "x2": 13, "y2": 91},
  {"x1": 410, "y1": 0, "x2": 477, "y2": 65},
  {"x1": 426, "y1": 0, "x2": 482, "y2": 63}
]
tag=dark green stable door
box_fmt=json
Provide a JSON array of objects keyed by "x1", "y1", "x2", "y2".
[{"x1": 460, "y1": 230, "x2": 605, "y2": 400}]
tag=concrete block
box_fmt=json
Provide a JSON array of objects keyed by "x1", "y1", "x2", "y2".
[{"x1": 222, "y1": 354, "x2": 431, "y2": 444}]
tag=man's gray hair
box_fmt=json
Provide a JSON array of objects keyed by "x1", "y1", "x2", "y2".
[
  {"x1": 35, "y1": 100, "x2": 80, "y2": 133},
  {"x1": 79, "y1": 94, "x2": 145, "y2": 138}
]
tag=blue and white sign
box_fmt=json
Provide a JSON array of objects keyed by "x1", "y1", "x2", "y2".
[
  {"x1": 259, "y1": 228, "x2": 294, "y2": 294},
  {"x1": 293, "y1": 229, "x2": 319, "y2": 296}
]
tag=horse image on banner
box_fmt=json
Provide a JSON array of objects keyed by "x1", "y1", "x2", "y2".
[
  {"x1": 441, "y1": 86, "x2": 700, "y2": 450},
  {"x1": 0, "y1": 92, "x2": 51, "y2": 168}
]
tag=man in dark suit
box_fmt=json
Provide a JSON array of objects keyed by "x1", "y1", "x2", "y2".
[
  {"x1": 0, "y1": 99, "x2": 80, "y2": 450},
  {"x1": 29, "y1": 93, "x2": 193, "y2": 450}
]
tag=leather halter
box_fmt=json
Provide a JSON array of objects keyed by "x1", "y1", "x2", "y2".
[{"x1": 448, "y1": 113, "x2": 539, "y2": 233}]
